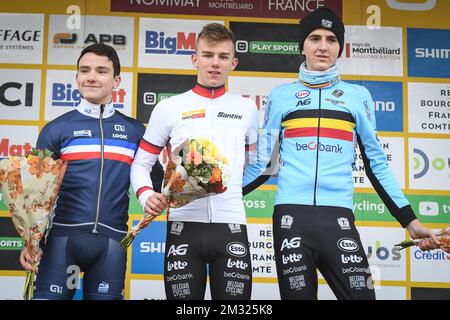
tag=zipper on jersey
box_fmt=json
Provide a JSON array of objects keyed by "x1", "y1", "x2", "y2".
[
  {"x1": 313, "y1": 90, "x2": 322, "y2": 206},
  {"x1": 208, "y1": 88, "x2": 215, "y2": 222},
  {"x1": 93, "y1": 104, "x2": 105, "y2": 233}
]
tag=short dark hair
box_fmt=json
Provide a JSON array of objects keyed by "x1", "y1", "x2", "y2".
[
  {"x1": 196, "y1": 23, "x2": 235, "y2": 49},
  {"x1": 77, "y1": 43, "x2": 121, "y2": 76}
]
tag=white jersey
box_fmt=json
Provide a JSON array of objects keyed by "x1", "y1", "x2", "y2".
[{"x1": 130, "y1": 84, "x2": 259, "y2": 224}]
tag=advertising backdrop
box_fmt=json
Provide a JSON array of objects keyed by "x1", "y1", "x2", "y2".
[{"x1": 0, "y1": 0, "x2": 449, "y2": 300}]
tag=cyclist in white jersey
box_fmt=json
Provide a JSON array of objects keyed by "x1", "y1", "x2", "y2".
[{"x1": 130, "y1": 23, "x2": 259, "y2": 299}]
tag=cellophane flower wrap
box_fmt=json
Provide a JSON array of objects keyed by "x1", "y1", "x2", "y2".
[
  {"x1": 0, "y1": 148, "x2": 67, "y2": 300},
  {"x1": 395, "y1": 227, "x2": 450, "y2": 253},
  {"x1": 120, "y1": 138, "x2": 229, "y2": 250},
  {"x1": 162, "y1": 137, "x2": 229, "y2": 208}
]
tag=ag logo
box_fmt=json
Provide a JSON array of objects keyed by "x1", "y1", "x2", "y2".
[
  {"x1": 166, "y1": 244, "x2": 188, "y2": 257},
  {"x1": 226, "y1": 242, "x2": 247, "y2": 257},
  {"x1": 280, "y1": 237, "x2": 301, "y2": 252},
  {"x1": 337, "y1": 238, "x2": 359, "y2": 252}
]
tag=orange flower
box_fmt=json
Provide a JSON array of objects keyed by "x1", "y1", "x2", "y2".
[
  {"x1": 7, "y1": 171, "x2": 23, "y2": 199},
  {"x1": 0, "y1": 169, "x2": 5, "y2": 186},
  {"x1": 27, "y1": 157, "x2": 51, "y2": 179},
  {"x1": 209, "y1": 166, "x2": 222, "y2": 184}
]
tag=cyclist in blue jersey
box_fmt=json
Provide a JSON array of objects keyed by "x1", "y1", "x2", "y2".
[
  {"x1": 19, "y1": 43, "x2": 163, "y2": 300},
  {"x1": 243, "y1": 7, "x2": 440, "y2": 299}
]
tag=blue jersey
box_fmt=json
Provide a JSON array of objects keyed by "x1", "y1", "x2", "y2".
[
  {"x1": 38, "y1": 99, "x2": 163, "y2": 241},
  {"x1": 243, "y1": 63, "x2": 416, "y2": 227}
]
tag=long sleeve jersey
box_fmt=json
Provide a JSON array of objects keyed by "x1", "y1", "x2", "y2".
[
  {"x1": 131, "y1": 84, "x2": 259, "y2": 224},
  {"x1": 243, "y1": 63, "x2": 416, "y2": 227},
  {"x1": 37, "y1": 99, "x2": 163, "y2": 241}
]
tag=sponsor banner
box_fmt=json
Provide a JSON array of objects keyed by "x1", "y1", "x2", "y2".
[
  {"x1": 359, "y1": 227, "x2": 406, "y2": 281},
  {"x1": 243, "y1": 189, "x2": 275, "y2": 218},
  {"x1": 228, "y1": 76, "x2": 295, "y2": 127},
  {"x1": 339, "y1": 26, "x2": 403, "y2": 76},
  {"x1": 136, "y1": 73, "x2": 196, "y2": 123},
  {"x1": 129, "y1": 279, "x2": 166, "y2": 300},
  {"x1": 0, "y1": 217, "x2": 24, "y2": 271},
  {"x1": 411, "y1": 287, "x2": 450, "y2": 300},
  {"x1": 353, "y1": 137, "x2": 405, "y2": 189},
  {"x1": 131, "y1": 220, "x2": 166, "y2": 275},
  {"x1": 138, "y1": 18, "x2": 222, "y2": 69},
  {"x1": 408, "y1": 82, "x2": 449, "y2": 134},
  {"x1": 112, "y1": 0, "x2": 341, "y2": 19},
  {"x1": 247, "y1": 223, "x2": 276, "y2": 278},
  {"x1": 230, "y1": 22, "x2": 301, "y2": 73},
  {"x1": 47, "y1": 15, "x2": 134, "y2": 67},
  {"x1": 410, "y1": 228, "x2": 450, "y2": 283},
  {"x1": 45, "y1": 70, "x2": 133, "y2": 121},
  {"x1": 407, "y1": 28, "x2": 450, "y2": 78},
  {"x1": 0, "y1": 13, "x2": 43, "y2": 64},
  {"x1": 355, "y1": 193, "x2": 449, "y2": 224},
  {"x1": 0, "y1": 276, "x2": 25, "y2": 300},
  {"x1": 353, "y1": 193, "x2": 397, "y2": 223},
  {"x1": 0, "y1": 125, "x2": 39, "y2": 161},
  {"x1": 407, "y1": 195, "x2": 450, "y2": 224},
  {"x1": 348, "y1": 80, "x2": 403, "y2": 132},
  {"x1": 409, "y1": 138, "x2": 449, "y2": 191},
  {"x1": 0, "y1": 69, "x2": 41, "y2": 121}
]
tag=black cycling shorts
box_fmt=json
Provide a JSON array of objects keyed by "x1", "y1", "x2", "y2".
[
  {"x1": 34, "y1": 231, "x2": 126, "y2": 300},
  {"x1": 164, "y1": 221, "x2": 252, "y2": 300},
  {"x1": 273, "y1": 205, "x2": 376, "y2": 300}
]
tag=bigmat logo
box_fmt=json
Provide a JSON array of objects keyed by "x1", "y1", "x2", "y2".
[
  {"x1": 131, "y1": 220, "x2": 166, "y2": 275},
  {"x1": 407, "y1": 28, "x2": 450, "y2": 78},
  {"x1": 348, "y1": 80, "x2": 403, "y2": 132},
  {"x1": 47, "y1": 15, "x2": 134, "y2": 67},
  {"x1": 137, "y1": 73, "x2": 196, "y2": 123},
  {"x1": 45, "y1": 70, "x2": 133, "y2": 121},
  {"x1": 230, "y1": 22, "x2": 302, "y2": 73},
  {"x1": 139, "y1": 18, "x2": 222, "y2": 69}
]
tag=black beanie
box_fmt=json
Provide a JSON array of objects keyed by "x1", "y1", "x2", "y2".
[{"x1": 298, "y1": 7, "x2": 345, "y2": 57}]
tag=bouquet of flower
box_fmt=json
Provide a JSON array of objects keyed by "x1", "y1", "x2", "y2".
[
  {"x1": 162, "y1": 137, "x2": 229, "y2": 208},
  {"x1": 120, "y1": 138, "x2": 229, "y2": 250},
  {"x1": 395, "y1": 227, "x2": 450, "y2": 253},
  {"x1": 0, "y1": 148, "x2": 67, "y2": 300}
]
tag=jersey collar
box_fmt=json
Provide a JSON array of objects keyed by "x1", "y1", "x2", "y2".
[
  {"x1": 192, "y1": 83, "x2": 226, "y2": 99},
  {"x1": 299, "y1": 61, "x2": 340, "y2": 89},
  {"x1": 77, "y1": 98, "x2": 115, "y2": 119}
]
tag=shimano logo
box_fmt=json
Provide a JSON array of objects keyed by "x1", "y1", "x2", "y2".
[
  {"x1": 217, "y1": 112, "x2": 242, "y2": 120},
  {"x1": 337, "y1": 238, "x2": 359, "y2": 252},
  {"x1": 415, "y1": 48, "x2": 450, "y2": 59},
  {"x1": 226, "y1": 242, "x2": 247, "y2": 257}
]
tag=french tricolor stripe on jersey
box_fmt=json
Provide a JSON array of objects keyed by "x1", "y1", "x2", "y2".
[
  {"x1": 139, "y1": 139, "x2": 163, "y2": 155},
  {"x1": 60, "y1": 138, "x2": 137, "y2": 164}
]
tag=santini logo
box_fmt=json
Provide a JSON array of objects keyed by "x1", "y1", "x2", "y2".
[{"x1": 217, "y1": 112, "x2": 242, "y2": 120}]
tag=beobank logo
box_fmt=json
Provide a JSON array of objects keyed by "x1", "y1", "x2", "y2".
[
  {"x1": 51, "y1": 83, "x2": 126, "y2": 109},
  {"x1": 296, "y1": 141, "x2": 343, "y2": 154},
  {"x1": 145, "y1": 30, "x2": 196, "y2": 55}
]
